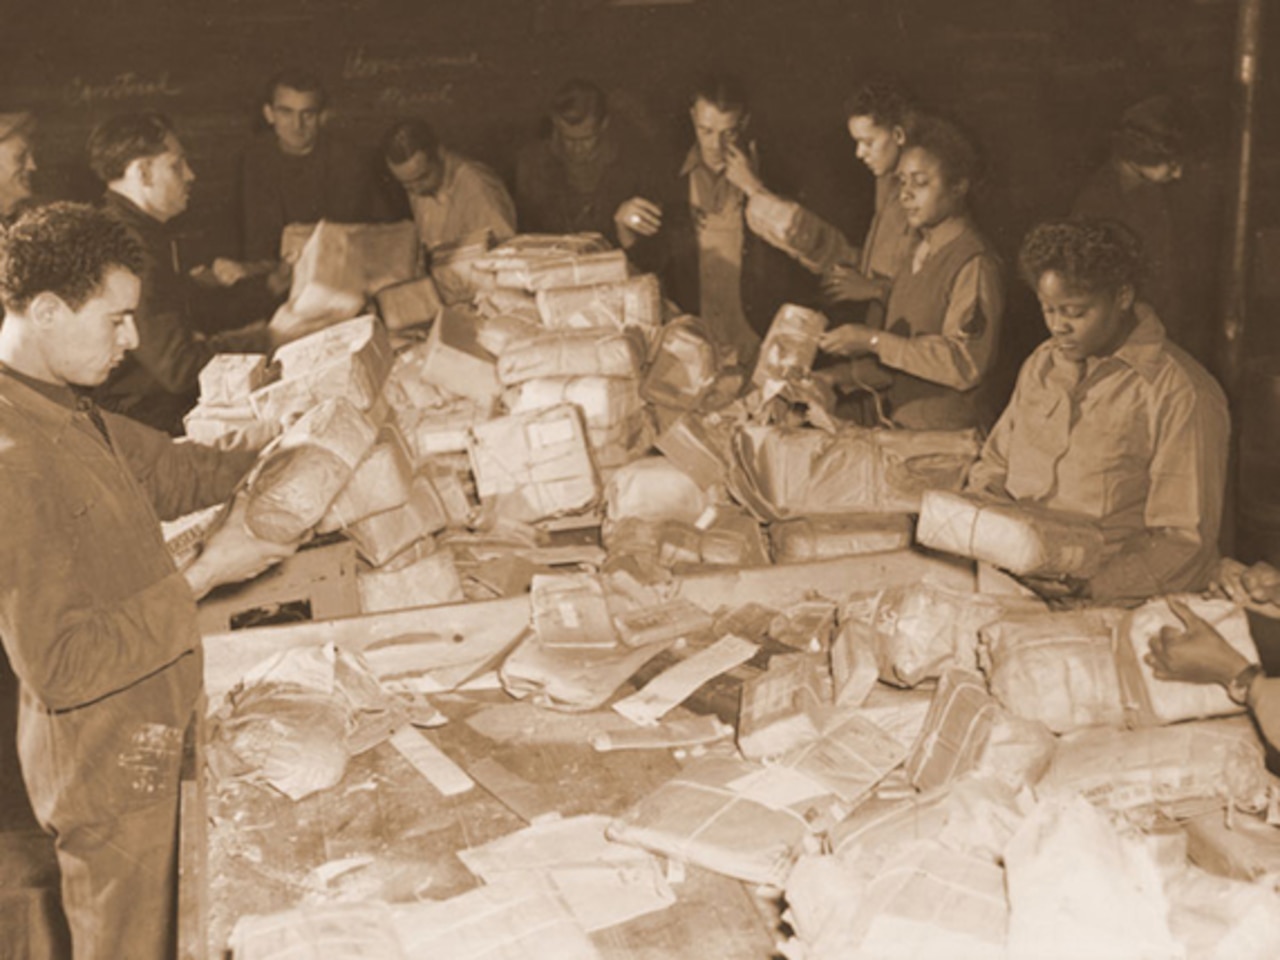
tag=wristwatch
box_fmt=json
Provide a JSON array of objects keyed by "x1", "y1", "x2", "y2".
[{"x1": 1226, "y1": 663, "x2": 1263, "y2": 706}]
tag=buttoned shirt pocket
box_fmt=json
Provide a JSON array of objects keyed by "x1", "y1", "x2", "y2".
[{"x1": 1005, "y1": 389, "x2": 1070, "y2": 502}]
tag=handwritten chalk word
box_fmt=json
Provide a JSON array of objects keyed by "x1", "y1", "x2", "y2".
[
  {"x1": 377, "y1": 84, "x2": 455, "y2": 108},
  {"x1": 343, "y1": 47, "x2": 482, "y2": 81},
  {"x1": 65, "y1": 72, "x2": 183, "y2": 106}
]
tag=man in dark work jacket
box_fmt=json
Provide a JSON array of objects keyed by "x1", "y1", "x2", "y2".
[
  {"x1": 0, "y1": 202, "x2": 298, "y2": 960},
  {"x1": 88, "y1": 112, "x2": 316, "y2": 434},
  {"x1": 614, "y1": 75, "x2": 810, "y2": 368}
]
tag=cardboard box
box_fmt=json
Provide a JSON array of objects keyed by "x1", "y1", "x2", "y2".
[
  {"x1": 496, "y1": 328, "x2": 642, "y2": 385},
  {"x1": 536, "y1": 274, "x2": 662, "y2": 331},
  {"x1": 375, "y1": 275, "x2": 443, "y2": 332},
  {"x1": 197, "y1": 540, "x2": 361, "y2": 634},
  {"x1": 413, "y1": 306, "x2": 502, "y2": 405}
]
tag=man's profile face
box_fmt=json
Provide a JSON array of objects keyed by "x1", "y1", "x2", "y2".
[
  {"x1": 388, "y1": 150, "x2": 445, "y2": 199},
  {"x1": 141, "y1": 133, "x2": 196, "y2": 223},
  {"x1": 0, "y1": 132, "x2": 36, "y2": 214},
  {"x1": 690, "y1": 97, "x2": 746, "y2": 174},
  {"x1": 42, "y1": 267, "x2": 141, "y2": 387},
  {"x1": 264, "y1": 86, "x2": 323, "y2": 157}
]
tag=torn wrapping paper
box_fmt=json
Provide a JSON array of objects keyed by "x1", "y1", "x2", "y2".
[
  {"x1": 230, "y1": 901, "x2": 407, "y2": 960},
  {"x1": 496, "y1": 327, "x2": 643, "y2": 385},
  {"x1": 491, "y1": 249, "x2": 629, "y2": 292},
  {"x1": 606, "y1": 755, "x2": 821, "y2": 887},
  {"x1": 917, "y1": 488, "x2": 1106, "y2": 579},
  {"x1": 198, "y1": 353, "x2": 272, "y2": 407},
  {"x1": 390, "y1": 878, "x2": 602, "y2": 960},
  {"x1": 474, "y1": 286, "x2": 542, "y2": 325},
  {"x1": 317, "y1": 426, "x2": 415, "y2": 533},
  {"x1": 752, "y1": 304, "x2": 827, "y2": 387},
  {"x1": 1004, "y1": 796, "x2": 1181, "y2": 960},
  {"x1": 429, "y1": 232, "x2": 496, "y2": 305},
  {"x1": 357, "y1": 540, "x2": 465, "y2": 613},
  {"x1": 640, "y1": 319, "x2": 721, "y2": 411},
  {"x1": 905, "y1": 669, "x2": 1056, "y2": 792},
  {"x1": 1116, "y1": 595, "x2": 1257, "y2": 726},
  {"x1": 285, "y1": 220, "x2": 420, "y2": 324},
  {"x1": 840, "y1": 580, "x2": 1046, "y2": 688},
  {"x1": 469, "y1": 405, "x2": 601, "y2": 523},
  {"x1": 346, "y1": 474, "x2": 449, "y2": 567},
  {"x1": 499, "y1": 626, "x2": 677, "y2": 712},
  {"x1": 375, "y1": 274, "x2": 444, "y2": 331},
  {"x1": 729, "y1": 424, "x2": 980, "y2": 520},
  {"x1": 457, "y1": 815, "x2": 676, "y2": 933},
  {"x1": 536, "y1": 274, "x2": 662, "y2": 332},
  {"x1": 207, "y1": 643, "x2": 404, "y2": 800},
  {"x1": 604, "y1": 456, "x2": 713, "y2": 525},
  {"x1": 412, "y1": 306, "x2": 502, "y2": 405},
  {"x1": 745, "y1": 191, "x2": 858, "y2": 276},
  {"x1": 612, "y1": 633, "x2": 759, "y2": 726},
  {"x1": 769, "y1": 514, "x2": 914, "y2": 564},
  {"x1": 1038, "y1": 717, "x2": 1270, "y2": 818},
  {"x1": 251, "y1": 315, "x2": 394, "y2": 425},
  {"x1": 737, "y1": 653, "x2": 832, "y2": 760},
  {"x1": 244, "y1": 398, "x2": 378, "y2": 542}
]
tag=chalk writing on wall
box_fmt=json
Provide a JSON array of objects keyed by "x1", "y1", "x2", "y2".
[
  {"x1": 343, "y1": 48, "x2": 482, "y2": 81},
  {"x1": 377, "y1": 84, "x2": 456, "y2": 108},
  {"x1": 65, "y1": 72, "x2": 183, "y2": 106}
]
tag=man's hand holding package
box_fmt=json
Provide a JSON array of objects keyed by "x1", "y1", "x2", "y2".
[
  {"x1": 182, "y1": 494, "x2": 298, "y2": 601},
  {"x1": 1213, "y1": 558, "x2": 1280, "y2": 609}
]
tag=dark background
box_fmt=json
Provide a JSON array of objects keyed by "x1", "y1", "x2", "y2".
[{"x1": 2, "y1": 0, "x2": 1278, "y2": 370}]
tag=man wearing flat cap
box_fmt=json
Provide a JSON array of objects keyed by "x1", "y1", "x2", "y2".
[{"x1": 0, "y1": 111, "x2": 37, "y2": 225}]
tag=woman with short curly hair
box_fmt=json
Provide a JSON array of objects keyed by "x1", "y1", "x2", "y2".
[{"x1": 966, "y1": 217, "x2": 1229, "y2": 604}]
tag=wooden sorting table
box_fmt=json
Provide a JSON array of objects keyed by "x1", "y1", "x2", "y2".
[{"x1": 179, "y1": 550, "x2": 973, "y2": 960}]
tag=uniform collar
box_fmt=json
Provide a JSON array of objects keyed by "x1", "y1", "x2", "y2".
[
  {"x1": 1106, "y1": 302, "x2": 1167, "y2": 382},
  {"x1": 0, "y1": 365, "x2": 81, "y2": 439},
  {"x1": 103, "y1": 189, "x2": 167, "y2": 239},
  {"x1": 0, "y1": 362, "x2": 78, "y2": 410}
]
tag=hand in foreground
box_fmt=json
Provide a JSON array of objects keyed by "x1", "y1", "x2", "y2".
[
  {"x1": 1213, "y1": 558, "x2": 1280, "y2": 607},
  {"x1": 723, "y1": 142, "x2": 765, "y2": 197},
  {"x1": 1145, "y1": 596, "x2": 1252, "y2": 686},
  {"x1": 614, "y1": 197, "x2": 663, "y2": 247},
  {"x1": 817, "y1": 323, "x2": 878, "y2": 357},
  {"x1": 182, "y1": 494, "x2": 299, "y2": 601},
  {"x1": 267, "y1": 302, "x2": 335, "y2": 349},
  {"x1": 821, "y1": 265, "x2": 887, "y2": 305}
]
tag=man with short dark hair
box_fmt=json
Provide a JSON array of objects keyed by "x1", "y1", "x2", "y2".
[
  {"x1": 615, "y1": 75, "x2": 808, "y2": 365},
  {"x1": 0, "y1": 111, "x2": 37, "y2": 225},
  {"x1": 968, "y1": 218, "x2": 1229, "y2": 603},
  {"x1": 515, "y1": 79, "x2": 655, "y2": 241},
  {"x1": 239, "y1": 69, "x2": 380, "y2": 262},
  {"x1": 383, "y1": 117, "x2": 515, "y2": 252},
  {"x1": 89, "y1": 111, "x2": 315, "y2": 433},
  {"x1": 0, "y1": 201, "x2": 297, "y2": 960}
]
